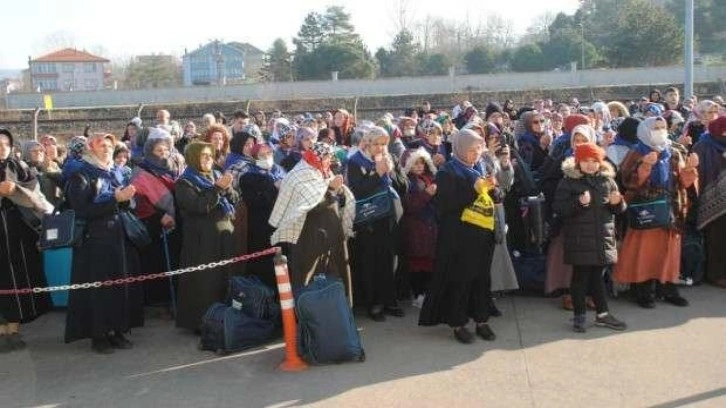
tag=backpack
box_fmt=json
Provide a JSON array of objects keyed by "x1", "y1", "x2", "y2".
[{"x1": 228, "y1": 275, "x2": 281, "y2": 325}]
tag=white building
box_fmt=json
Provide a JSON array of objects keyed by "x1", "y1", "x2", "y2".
[{"x1": 29, "y1": 48, "x2": 110, "y2": 92}]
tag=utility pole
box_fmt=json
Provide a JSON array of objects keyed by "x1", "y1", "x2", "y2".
[
  {"x1": 684, "y1": 0, "x2": 694, "y2": 98},
  {"x1": 579, "y1": 23, "x2": 585, "y2": 71}
]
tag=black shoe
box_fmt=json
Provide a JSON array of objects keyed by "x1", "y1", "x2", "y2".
[
  {"x1": 91, "y1": 337, "x2": 115, "y2": 354},
  {"x1": 636, "y1": 298, "x2": 656, "y2": 309},
  {"x1": 488, "y1": 301, "x2": 503, "y2": 317},
  {"x1": 368, "y1": 305, "x2": 386, "y2": 322},
  {"x1": 6, "y1": 333, "x2": 26, "y2": 350},
  {"x1": 475, "y1": 323, "x2": 496, "y2": 341},
  {"x1": 383, "y1": 306, "x2": 405, "y2": 318},
  {"x1": 663, "y1": 295, "x2": 689, "y2": 307},
  {"x1": 595, "y1": 313, "x2": 627, "y2": 331},
  {"x1": 573, "y1": 314, "x2": 587, "y2": 333},
  {"x1": 453, "y1": 327, "x2": 475, "y2": 344},
  {"x1": 107, "y1": 332, "x2": 133, "y2": 349}
]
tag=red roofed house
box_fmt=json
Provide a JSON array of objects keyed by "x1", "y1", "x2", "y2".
[{"x1": 29, "y1": 48, "x2": 110, "y2": 92}]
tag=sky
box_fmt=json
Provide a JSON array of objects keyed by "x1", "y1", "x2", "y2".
[{"x1": 0, "y1": 0, "x2": 580, "y2": 70}]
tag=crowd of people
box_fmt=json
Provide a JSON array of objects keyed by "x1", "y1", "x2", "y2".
[{"x1": 1, "y1": 86, "x2": 725, "y2": 353}]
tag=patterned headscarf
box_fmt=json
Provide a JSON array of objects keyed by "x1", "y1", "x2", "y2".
[
  {"x1": 68, "y1": 136, "x2": 88, "y2": 160},
  {"x1": 303, "y1": 142, "x2": 334, "y2": 177}
]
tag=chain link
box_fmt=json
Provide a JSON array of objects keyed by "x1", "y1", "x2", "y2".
[{"x1": 0, "y1": 247, "x2": 280, "y2": 296}]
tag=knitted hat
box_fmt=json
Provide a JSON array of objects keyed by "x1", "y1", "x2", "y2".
[
  {"x1": 708, "y1": 115, "x2": 726, "y2": 138},
  {"x1": 575, "y1": 143, "x2": 605, "y2": 164},
  {"x1": 564, "y1": 114, "x2": 590, "y2": 134}
]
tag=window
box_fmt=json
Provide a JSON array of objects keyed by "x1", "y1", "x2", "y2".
[
  {"x1": 84, "y1": 79, "x2": 98, "y2": 89},
  {"x1": 33, "y1": 63, "x2": 56, "y2": 74},
  {"x1": 84, "y1": 63, "x2": 97, "y2": 73},
  {"x1": 62, "y1": 63, "x2": 74, "y2": 73}
]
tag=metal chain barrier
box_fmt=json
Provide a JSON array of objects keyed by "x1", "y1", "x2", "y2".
[{"x1": 0, "y1": 247, "x2": 280, "y2": 296}]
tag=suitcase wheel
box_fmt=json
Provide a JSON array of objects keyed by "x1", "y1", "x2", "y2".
[
  {"x1": 358, "y1": 349, "x2": 366, "y2": 362},
  {"x1": 215, "y1": 349, "x2": 228, "y2": 356}
]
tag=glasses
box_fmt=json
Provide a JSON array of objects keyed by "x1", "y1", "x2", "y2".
[{"x1": 532, "y1": 119, "x2": 545, "y2": 124}]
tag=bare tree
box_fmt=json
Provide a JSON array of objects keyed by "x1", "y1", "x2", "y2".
[
  {"x1": 388, "y1": 0, "x2": 417, "y2": 35},
  {"x1": 34, "y1": 30, "x2": 76, "y2": 55}
]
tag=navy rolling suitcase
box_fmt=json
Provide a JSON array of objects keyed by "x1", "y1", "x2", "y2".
[{"x1": 295, "y1": 274, "x2": 365, "y2": 365}]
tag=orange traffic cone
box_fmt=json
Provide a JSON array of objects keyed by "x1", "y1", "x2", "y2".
[{"x1": 274, "y1": 250, "x2": 308, "y2": 372}]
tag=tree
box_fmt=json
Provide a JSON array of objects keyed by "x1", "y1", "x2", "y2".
[
  {"x1": 668, "y1": 0, "x2": 726, "y2": 56},
  {"x1": 292, "y1": 6, "x2": 376, "y2": 80},
  {"x1": 419, "y1": 53, "x2": 450, "y2": 76},
  {"x1": 464, "y1": 46, "x2": 496, "y2": 74},
  {"x1": 262, "y1": 39, "x2": 292, "y2": 82},
  {"x1": 123, "y1": 55, "x2": 181, "y2": 89},
  {"x1": 606, "y1": 0, "x2": 683, "y2": 67},
  {"x1": 510, "y1": 44, "x2": 547, "y2": 72},
  {"x1": 377, "y1": 29, "x2": 419, "y2": 77},
  {"x1": 293, "y1": 12, "x2": 326, "y2": 53}
]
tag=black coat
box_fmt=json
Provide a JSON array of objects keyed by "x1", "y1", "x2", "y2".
[
  {"x1": 239, "y1": 169, "x2": 279, "y2": 288},
  {"x1": 64, "y1": 171, "x2": 143, "y2": 342},
  {"x1": 419, "y1": 160, "x2": 498, "y2": 326},
  {"x1": 552, "y1": 158, "x2": 625, "y2": 266},
  {"x1": 174, "y1": 178, "x2": 240, "y2": 331}
]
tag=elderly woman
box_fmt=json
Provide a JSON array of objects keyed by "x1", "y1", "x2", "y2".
[
  {"x1": 64, "y1": 133, "x2": 143, "y2": 354},
  {"x1": 614, "y1": 117, "x2": 699, "y2": 308},
  {"x1": 683, "y1": 100, "x2": 720, "y2": 148},
  {"x1": 269, "y1": 142, "x2": 355, "y2": 290},
  {"x1": 693, "y1": 116, "x2": 726, "y2": 287},
  {"x1": 517, "y1": 111, "x2": 552, "y2": 177},
  {"x1": 130, "y1": 134, "x2": 181, "y2": 310},
  {"x1": 174, "y1": 142, "x2": 239, "y2": 332},
  {"x1": 0, "y1": 129, "x2": 52, "y2": 352},
  {"x1": 347, "y1": 126, "x2": 407, "y2": 321},
  {"x1": 419, "y1": 129, "x2": 501, "y2": 344},
  {"x1": 203, "y1": 124, "x2": 231, "y2": 171},
  {"x1": 281, "y1": 126, "x2": 315, "y2": 172},
  {"x1": 23, "y1": 140, "x2": 63, "y2": 208},
  {"x1": 238, "y1": 143, "x2": 285, "y2": 288}
]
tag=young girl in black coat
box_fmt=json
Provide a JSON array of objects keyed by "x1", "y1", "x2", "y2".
[{"x1": 552, "y1": 143, "x2": 627, "y2": 333}]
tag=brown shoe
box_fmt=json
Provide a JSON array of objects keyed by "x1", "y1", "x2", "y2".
[
  {"x1": 713, "y1": 278, "x2": 726, "y2": 289},
  {"x1": 561, "y1": 295, "x2": 574, "y2": 311}
]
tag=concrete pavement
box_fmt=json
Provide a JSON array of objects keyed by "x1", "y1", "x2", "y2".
[{"x1": 2, "y1": 285, "x2": 725, "y2": 408}]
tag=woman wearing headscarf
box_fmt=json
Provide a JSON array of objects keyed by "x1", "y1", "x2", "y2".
[
  {"x1": 174, "y1": 142, "x2": 239, "y2": 332},
  {"x1": 419, "y1": 129, "x2": 501, "y2": 344},
  {"x1": 692, "y1": 116, "x2": 726, "y2": 287},
  {"x1": 281, "y1": 126, "x2": 315, "y2": 173},
  {"x1": 518, "y1": 110, "x2": 551, "y2": 179},
  {"x1": 64, "y1": 133, "x2": 143, "y2": 354},
  {"x1": 23, "y1": 140, "x2": 63, "y2": 208},
  {"x1": 347, "y1": 126, "x2": 407, "y2": 321},
  {"x1": 130, "y1": 134, "x2": 181, "y2": 311},
  {"x1": 0, "y1": 129, "x2": 52, "y2": 352},
  {"x1": 203, "y1": 124, "x2": 231, "y2": 171},
  {"x1": 273, "y1": 123, "x2": 296, "y2": 167},
  {"x1": 62, "y1": 136, "x2": 88, "y2": 184},
  {"x1": 683, "y1": 100, "x2": 720, "y2": 148},
  {"x1": 269, "y1": 142, "x2": 355, "y2": 290},
  {"x1": 238, "y1": 143, "x2": 285, "y2": 289},
  {"x1": 614, "y1": 117, "x2": 699, "y2": 308}
]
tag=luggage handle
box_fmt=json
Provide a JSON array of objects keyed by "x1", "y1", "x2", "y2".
[{"x1": 304, "y1": 229, "x2": 333, "y2": 286}]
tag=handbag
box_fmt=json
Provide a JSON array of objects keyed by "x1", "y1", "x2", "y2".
[
  {"x1": 119, "y1": 210, "x2": 152, "y2": 248},
  {"x1": 461, "y1": 190, "x2": 495, "y2": 230},
  {"x1": 627, "y1": 196, "x2": 671, "y2": 230},
  {"x1": 39, "y1": 210, "x2": 85, "y2": 250},
  {"x1": 354, "y1": 188, "x2": 394, "y2": 225}
]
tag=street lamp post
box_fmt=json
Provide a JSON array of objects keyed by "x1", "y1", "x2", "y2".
[
  {"x1": 685, "y1": 0, "x2": 694, "y2": 98},
  {"x1": 579, "y1": 23, "x2": 585, "y2": 71}
]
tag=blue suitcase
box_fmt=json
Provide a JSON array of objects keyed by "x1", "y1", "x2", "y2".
[
  {"x1": 43, "y1": 247, "x2": 73, "y2": 307},
  {"x1": 295, "y1": 275, "x2": 365, "y2": 365}
]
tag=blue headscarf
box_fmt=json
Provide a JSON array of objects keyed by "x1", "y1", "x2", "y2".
[
  {"x1": 180, "y1": 166, "x2": 235, "y2": 216},
  {"x1": 635, "y1": 117, "x2": 672, "y2": 189},
  {"x1": 79, "y1": 158, "x2": 126, "y2": 204}
]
